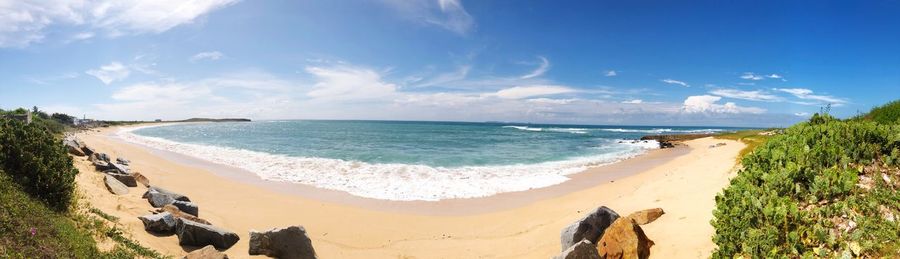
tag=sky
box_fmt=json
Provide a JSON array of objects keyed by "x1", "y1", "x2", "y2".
[{"x1": 1, "y1": 1, "x2": 899, "y2": 127}]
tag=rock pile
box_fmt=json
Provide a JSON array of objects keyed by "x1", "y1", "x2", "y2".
[{"x1": 557, "y1": 207, "x2": 664, "y2": 259}]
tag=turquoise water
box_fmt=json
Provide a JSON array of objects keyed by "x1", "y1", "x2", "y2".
[{"x1": 124, "y1": 121, "x2": 741, "y2": 200}]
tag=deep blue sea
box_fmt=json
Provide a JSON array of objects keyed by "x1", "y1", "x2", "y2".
[{"x1": 123, "y1": 120, "x2": 743, "y2": 200}]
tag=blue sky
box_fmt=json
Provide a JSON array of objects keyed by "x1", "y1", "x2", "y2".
[{"x1": 1, "y1": 1, "x2": 898, "y2": 127}]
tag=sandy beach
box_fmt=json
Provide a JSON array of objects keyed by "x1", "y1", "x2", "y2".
[{"x1": 73, "y1": 125, "x2": 743, "y2": 258}]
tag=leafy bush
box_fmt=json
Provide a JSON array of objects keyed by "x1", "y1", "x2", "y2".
[
  {"x1": 853, "y1": 100, "x2": 900, "y2": 124},
  {"x1": 0, "y1": 119, "x2": 78, "y2": 211},
  {"x1": 711, "y1": 114, "x2": 900, "y2": 257}
]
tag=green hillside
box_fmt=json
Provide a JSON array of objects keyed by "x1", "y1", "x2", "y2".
[{"x1": 854, "y1": 100, "x2": 900, "y2": 124}]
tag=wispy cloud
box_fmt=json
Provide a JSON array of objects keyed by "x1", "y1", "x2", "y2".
[
  {"x1": 773, "y1": 88, "x2": 847, "y2": 106},
  {"x1": 661, "y1": 79, "x2": 689, "y2": 87},
  {"x1": 740, "y1": 72, "x2": 765, "y2": 81},
  {"x1": 305, "y1": 65, "x2": 398, "y2": 101},
  {"x1": 682, "y1": 95, "x2": 765, "y2": 114},
  {"x1": 621, "y1": 99, "x2": 642, "y2": 104},
  {"x1": 86, "y1": 62, "x2": 131, "y2": 85},
  {"x1": 382, "y1": 0, "x2": 475, "y2": 35},
  {"x1": 0, "y1": 0, "x2": 240, "y2": 48},
  {"x1": 520, "y1": 56, "x2": 550, "y2": 79},
  {"x1": 491, "y1": 85, "x2": 574, "y2": 99},
  {"x1": 190, "y1": 51, "x2": 225, "y2": 62},
  {"x1": 709, "y1": 89, "x2": 781, "y2": 102},
  {"x1": 604, "y1": 70, "x2": 617, "y2": 77}
]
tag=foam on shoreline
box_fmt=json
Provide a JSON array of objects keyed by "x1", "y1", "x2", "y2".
[{"x1": 117, "y1": 124, "x2": 658, "y2": 201}]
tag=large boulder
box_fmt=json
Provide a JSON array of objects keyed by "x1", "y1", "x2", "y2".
[
  {"x1": 64, "y1": 140, "x2": 85, "y2": 156},
  {"x1": 138, "y1": 212, "x2": 177, "y2": 234},
  {"x1": 183, "y1": 245, "x2": 229, "y2": 259},
  {"x1": 110, "y1": 162, "x2": 130, "y2": 174},
  {"x1": 176, "y1": 218, "x2": 240, "y2": 249},
  {"x1": 158, "y1": 204, "x2": 212, "y2": 225},
  {"x1": 132, "y1": 172, "x2": 150, "y2": 187},
  {"x1": 625, "y1": 208, "x2": 664, "y2": 225},
  {"x1": 116, "y1": 157, "x2": 130, "y2": 166},
  {"x1": 560, "y1": 206, "x2": 620, "y2": 251},
  {"x1": 249, "y1": 226, "x2": 317, "y2": 259},
  {"x1": 93, "y1": 160, "x2": 112, "y2": 171},
  {"x1": 172, "y1": 200, "x2": 199, "y2": 217},
  {"x1": 81, "y1": 145, "x2": 96, "y2": 156},
  {"x1": 143, "y1": 187, "x2": 191, "y2": 208},
  {"x1": 555, "y1": 240, "x2": 600, "y2": 259},
  {"x1": 104, "y1": 175, "x2": 129, "y2": 195},
  {"x1": 95, "y1": 153, "x2": 111, "y2": 163},
  {"x1": 596, "y1": 218, "x2": 654, "y2": 259},
  {"x1": 104, "y1": 170, "x2": 137, "y2": 187}
]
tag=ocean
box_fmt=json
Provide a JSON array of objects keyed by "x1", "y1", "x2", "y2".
[{"x1": 121, "y1": 120, "x2": 742, "y2": 201}]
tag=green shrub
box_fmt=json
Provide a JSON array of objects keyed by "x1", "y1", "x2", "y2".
[
  {"x1": 711, "y1": 114, "x2": 900, "y2": 257},
  {"x1": 853, "y1": 99, "x2": 900, "y2": 124},
  {"x1": 0, "y1": 119, "x2": 78, "y2": 211}
]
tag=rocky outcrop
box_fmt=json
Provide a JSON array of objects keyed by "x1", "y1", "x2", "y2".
[
  {"x1": 249, "y1": 226, "x2": 317, "y2": 259},
  {"x1": 110, "y1": 162, "x2": 130, "y2": 174},
  {"x1": 555, "y1": 240, "x2": 600, "y2": 259},
  {"x1": 138, "y1": 212, "x2": 177, "y2": 234},
  {"x1": 158, "y1": 204, "x2": 212, "y2": 225},
  {"x1": 172, "y1": 200, "x2": 199, "y2": 217},
  {"x1": 132, "y1": 172, "x2": 150, "y2": 187},
  {"x1": 625, "y1": 208, "x2": 664, "y2": 225},
  {"x1": 560, "y1": 206, "x2": 620, "y2": 251},
  {"x1": 104, "y1": 170, "x2": 137, "y2": 187},
  {"x1": 596, "y1": 218, "x2": 654, "y2": 259},
  {"x1": 183, "y1": 245, "x2": 229, "y2": 259},
  {"x1": 143, "y1": 187, "x2": 191, "y2": 208},
  {"x1": 175, "y1": 218, "x2": 240, "y2": 249},
  {"x1": 104, "y1": 175, "x2": 129, "y2": 195},
  {"x1": 64, "y1": 140, "x2": 85, "y2": 156},
  {"x1": 116, "y1": 157, "x2": 130, "y2": 165}
]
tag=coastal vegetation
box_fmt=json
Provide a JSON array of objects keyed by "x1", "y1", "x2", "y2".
[
  {"x1": 715, "y1": 129, "x2": 776, "y2": 160},
  {"x1": 711, "y1": 104, "x2": 900, "y2": 258},
  {"x1": 0, "y1": 111, "x2": 164, "y2": 258}
]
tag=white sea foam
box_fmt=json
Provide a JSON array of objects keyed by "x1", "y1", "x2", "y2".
[
  {"x1": 599, "y1": 128, "x2": 725, "y2": 134},
  {"x1": 502, "y1": 125, "x2": 589, "y2": 134},
  {"x1": 118, "y1": 125, "x2": 657, "y2": 201}
]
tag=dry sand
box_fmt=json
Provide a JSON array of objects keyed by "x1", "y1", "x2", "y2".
[{"x1": 73, "y1": 125, "x2": 743, "y2": 258}]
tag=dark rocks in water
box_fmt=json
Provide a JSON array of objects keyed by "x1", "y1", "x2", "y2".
[
  {"x1": 104, "y1": 170, "x2": 137, "y2": 187},
  {"x1": 175, "y1": 218, "x2": 240, "y2": 249},
  {"x1": 138, "y1": 212, "x2": 177, "y2": 234},
  {"x1": 172, "y1": 200, "x2": 199, "y2": 217},
  {"x1": 597, "y1": 218, "x2": 654, "y2": 259},
  {"x1": 183, "y1": 245, "x2": 229, "y2": 259},
  {"x1": 104, "y1": 175, "x2": 129, "y2": 195},
  {"x1": 249, "y1": 226, "x2": 318, "y2": 259},
  {"x1": 555, "y1": 240, "x2": 600, "y2": 259},
  {"x1": 560, "y1": 206, "x2": 620, "y2": 252},
  {"x1": 116, "y1": 157, "x2": 130, "y2": 165},
  {"x1": 659, "y1": 141, "x2": 675, "y2": 149}
]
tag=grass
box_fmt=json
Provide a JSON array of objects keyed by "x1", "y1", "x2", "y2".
[{"x1": 715, "y1": 129, "x2": 776, "y2": 160}]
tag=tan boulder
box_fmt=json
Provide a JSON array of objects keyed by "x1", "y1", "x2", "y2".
[
  {"x1": 625, "y1": 208, "x2": 664, "y2": 225},
  {"x1": 596, "y1": 218, "x2": 654, "y2": 259},
  {"x1": 132, "y1": 172, "x2": 150, "y2": 187},
  {"x1": 158, "y1": 204, "x2": 212, "y2": 225},
  {"x1": 183, "y1": 245, "x2": 228, "y2": 259}
]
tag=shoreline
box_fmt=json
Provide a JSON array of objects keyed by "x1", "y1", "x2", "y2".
[
  {"x1": 109, "y1": 123, "x2": 686, "y2": 215},
  {"x1": 73, "y1": 125, "x2": 744, "y2": 258}
]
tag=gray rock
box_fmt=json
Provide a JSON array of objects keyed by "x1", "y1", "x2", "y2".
[
  {"x1": 104, "y1": 170, "x2": 137, "y2": 187},
  {"x1": 110, "y1": 162, "x2": 130, "y2": 174},
  {"x1": 116, "y1": 157, "x2": 130, "y2": 165},
  {"x1": 81, "y1": 145, "x2": 95, "y2": 156},
  {"x1": 64, "y1": 140, "x2": 85, "y2": 156},
  {"x1": 560, "y1": 206, "x2": 620, "y2": 252},
  {"x1": 144, "y1": 190, "x2": 176, "y2": 208},
  {"x1": 96, "y1": 153, "x2": 111, "y2": 163},
  {"x1": 555, "y1": 240, "x2": 600, "y2": 259},
  {"x1": 138, "y1": 212, "x2": 177, "y2": 234},
  {"x1": 93, "y1": 160, "x2": 111, "y2": 171},
  {"x1": 249, "y1": 226, "x2": 317, "y2": 259},
  {"x1": 183, "y1": 245, "x2": 229, "y2": 259},
  {"x1": 176, "y1": 218, "x2": 240, "y2": 249},
  {"x1": 104, "y1": 175, "x2": 129, "y2": 195},
  {"x1": 147, "y1": 186, "x2": 191, "y2": 202},
  {"x1": 172, "y1": 200, "x2": 199, "y2": 217}
]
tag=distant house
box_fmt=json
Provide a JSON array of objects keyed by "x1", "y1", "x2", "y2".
[
  {"x1": 155, "y1": 119, "x2": 163, "y2": 122},
  {"x1": 73, "y1": 118, "x2": 97, "y2": 127},
  {"x1": 3, "y1": 111, "x2": 32, "y2": 124}
]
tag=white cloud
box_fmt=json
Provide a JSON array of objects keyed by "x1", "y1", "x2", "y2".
[
  {"x1": 85, "y1": 62, "x2": 130, "y2": 84},
  {"x1": 773, "y1": 88, "x2": 847, "y2": 105},
  {"x1": 709, "y1": 89, "x2": 781, "y2": 102},
  {"x1": 661, "y1": 79, "x2": 689, "y2": 87},
  {"x1": 382, "y1": 0, "x2": 474, "y2": 35},
  {"x1": 305, "y1": 65, "x2": 398, "y2": 101},
  {"x1": 794, "y1": 112, "x2": 810, "y2": 117},
  {"x1": 520, "y1": 56, "x2": 550, "y2": 79},
  {"x1": 492, "y1": 85, "x2": 574, "y2": 99},
  {"x1": 682, "y1": 95, "x2": 765, "y2": 114},
  {"x1": 740, "y1": 72, "x2": 765, "y2": 81},
  {"x1": 190, "y1": 51, "x2": 224, "y2": 62},
  {"x1": 0, "y1": 0, "x2": 239, "y2": 48},
  {"x1": 604, "y1": 70, "x2": 617, "y2": 77},
  {"x1": 767, "y1": 74, "x2": 783, "y2": 79},
  {"x1": 621, "y1": 99, "x2": 643, "y2": 104}
]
